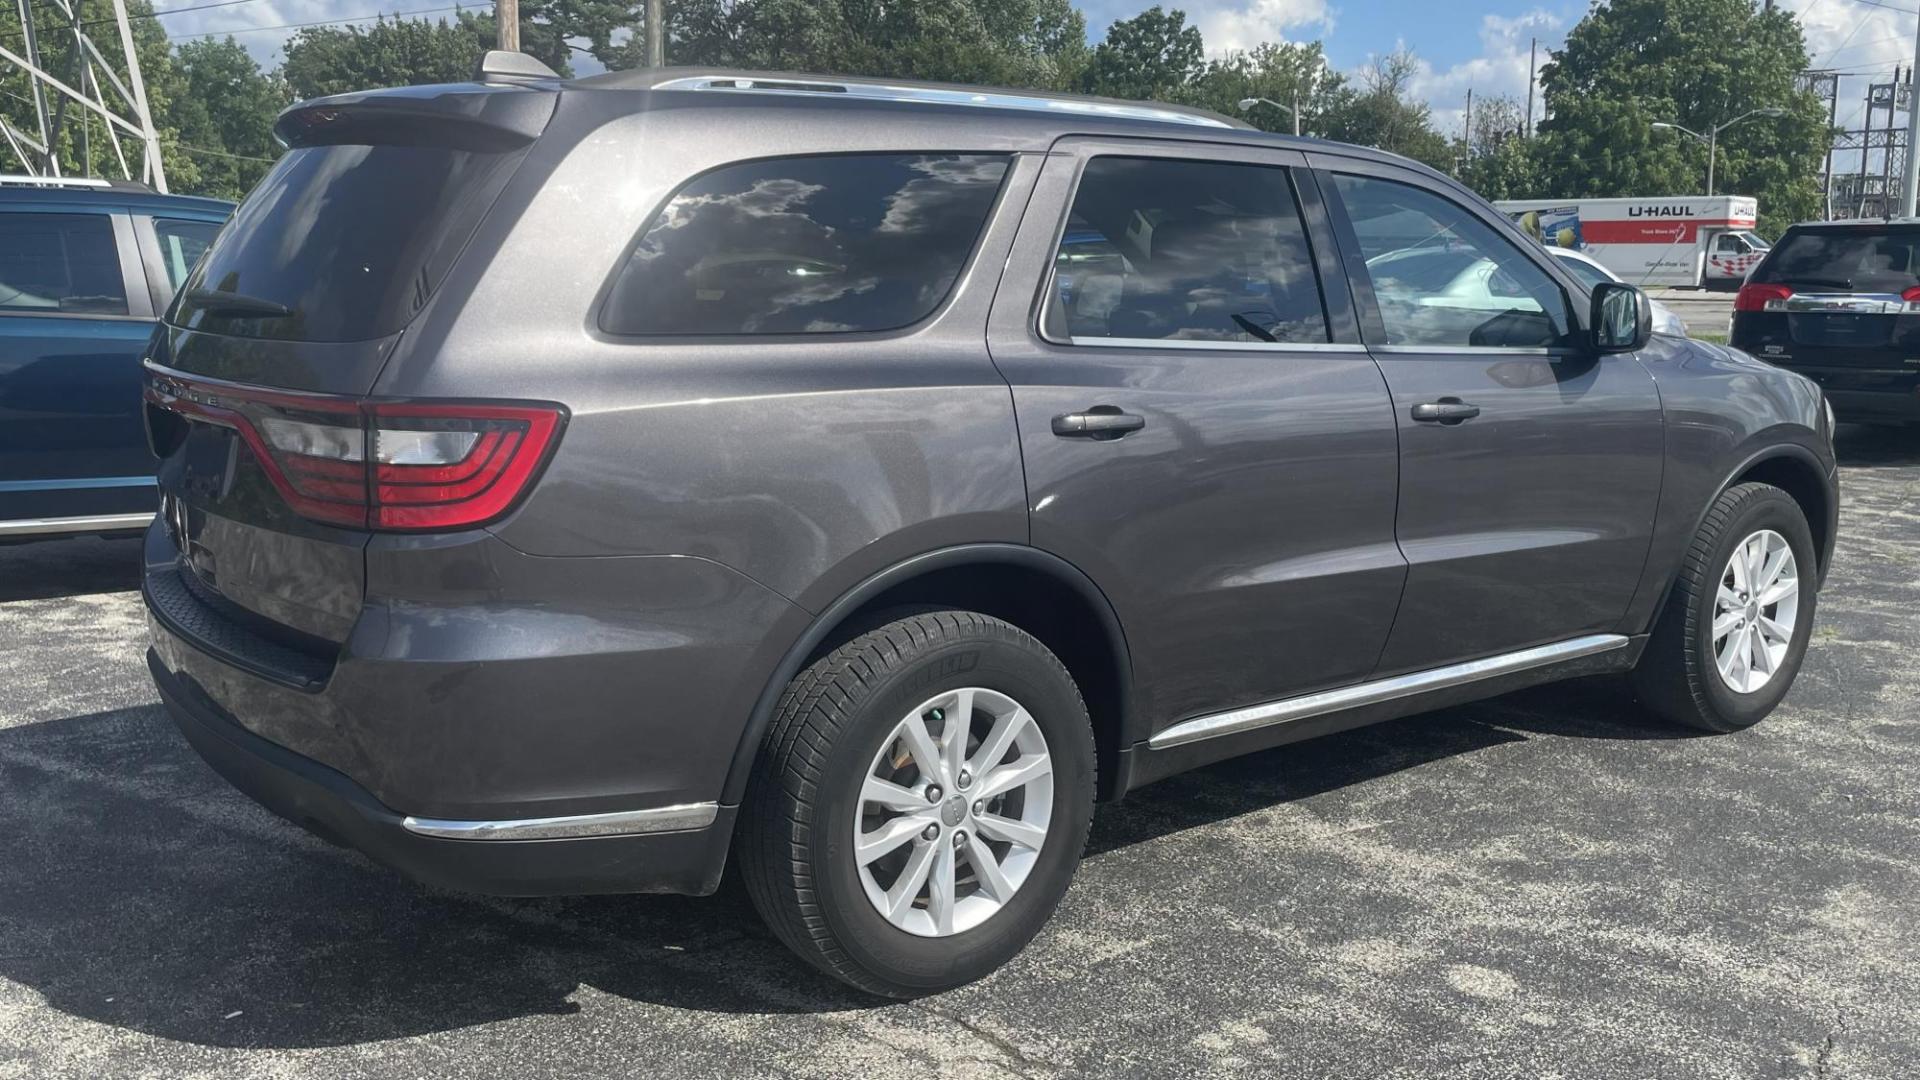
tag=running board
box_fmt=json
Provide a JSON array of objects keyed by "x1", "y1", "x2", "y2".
[{"x1": 1148, "y1": 634, "x2": 1632, "y2": 750}]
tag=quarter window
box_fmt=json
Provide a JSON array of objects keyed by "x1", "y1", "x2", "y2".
[
  {"x1": 0, "y1": 212, "x2": 128, "y2": 315},
  {"x1": 1332, "y1": 174, "x2": 1570, "y2": 348},
  {"x1": 1045, "y1": 157, "x2": 1328, "y2": 344},
  {"x1": 601, "y1": 153, "x2": 1010, "y2": 335},
  {"x1": 154, "y1": 218, "x2": 221, "y2": 291}
]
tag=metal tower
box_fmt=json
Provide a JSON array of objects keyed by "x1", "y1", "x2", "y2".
[{"x1": 0, "y1": 0, "x2": 167, "y2": 191}]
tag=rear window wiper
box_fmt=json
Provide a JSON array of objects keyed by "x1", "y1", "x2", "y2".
[
  {"x1": 184, "y1": 288, "x2": 292, "y2": 318},
  {"x1": 1773, "y1": 276, "x2": 1853, "y2": 291}
]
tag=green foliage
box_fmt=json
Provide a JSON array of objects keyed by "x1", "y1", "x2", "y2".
[
  {"x1": 167, "y1": 38, "x2": 289, "y2": 201},
  {"x1": 1456, "y1": 94, "x2": 1542, "y2": 200},
  {"x1": 1182, "y1": 40, "x2": 1346, "y2": 133},
  {"x1": 1535, "y1": 0, "x2": 1827, "y2": 234},
  {"x1": 1316, "y1": 49, "x2": 1452, "y2": 170},
  {"x1": 1079, "y1": 6, "x2": 1202, "y2": 100},
  {"x1": 284, "y1": 13, "x2": 504, "y2": 100}
]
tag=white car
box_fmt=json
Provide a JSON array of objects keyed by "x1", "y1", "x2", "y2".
[{"x1": 1548, "y1": 247, "x2": 1690, "y2": 337}]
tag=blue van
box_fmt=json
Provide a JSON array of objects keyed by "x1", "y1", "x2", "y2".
[{"x1": 0, "y1": 177, "x2": 231, "y2": 541}]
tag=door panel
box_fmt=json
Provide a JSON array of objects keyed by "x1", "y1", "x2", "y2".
[
  {"x1": 0, "y1": 211, "x2": 158, "y2": 522},
  {"x1": 987, "y1": 141, "x2": 1406, "y2": 734},
  {"x1": 1319, "y1": 165, "x2": 1664, "y2": 675}
]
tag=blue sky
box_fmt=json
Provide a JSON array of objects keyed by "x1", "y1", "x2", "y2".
[{"x1": 164, "y1": 0, "x2": 1910, "y2": 136}]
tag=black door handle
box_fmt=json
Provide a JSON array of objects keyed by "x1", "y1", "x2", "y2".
[
  {"x1": 1410, "y1": 398, "x2": 1481, "y2": 425},
  {"x1": 1052, "y1": 408, "x2": 1146, "y2": 439}
]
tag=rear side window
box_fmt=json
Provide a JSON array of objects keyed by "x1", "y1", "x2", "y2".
[
  {"x1": 1044, "y1": 157, "x2": 1328, "y2": 344},
  {"x1": 0, "y1": 213, "x2": 127, "y2": 315},
  {"x1": 171, "y1": 142, "x2": 528, "y2": 342},
  {"x1": 1754, "y1": 228, "x2": 1920, "y2": 293},
  {"x1": 154, "y1": 218, "x2": 221, "y2": 291},
  {"x1": 600, "y1": 154, "x2": 1010, "y2": 335}
]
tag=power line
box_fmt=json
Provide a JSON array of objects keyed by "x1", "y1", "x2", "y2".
[
  {"x1": 170, "y1": 2, "x2": 476, "y2": 38},
  {"x1": 1839, "y1": 0, "x2": 1920, "y2": 15}
]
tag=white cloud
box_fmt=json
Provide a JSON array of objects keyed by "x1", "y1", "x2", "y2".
[
  {"x1": 1390, "y1": 9, "x2": 1563, "y2": 137},
  {"x1": 1194, "y1": 0, "x2": 1337, "y2": 56},
  {"x1": 1778, "y1": 0, "x2": 1912, "y2": 131}
]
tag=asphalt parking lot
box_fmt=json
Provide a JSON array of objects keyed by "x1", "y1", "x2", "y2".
[{"x1": 2, "y1": 425, "x2": 1916, "y2": 1080}]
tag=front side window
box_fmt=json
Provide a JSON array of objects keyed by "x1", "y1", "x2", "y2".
[
  {"x1": 154, "y1": 218, "x2": 221, "y2": 291},
  {"x1": 1045, "y1": 157, "x2": 1328, "y2": 344},
  {"x1": 1716, "y1": 234, "x2": 1748, "y2": 255},
  {"x1": 0, "y1": 212, "x2": 128, "y2": 315},
  {"x1": 1332, "y1": 173, "x2": 1570, "y2": 348},
  {"x1": 601, "y1": 153, "x2": 1010, "y2": 335}
]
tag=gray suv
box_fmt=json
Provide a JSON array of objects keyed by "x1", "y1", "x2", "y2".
[{"x1": 142, "y1": 55, "x2": 1839, "y2": 997}]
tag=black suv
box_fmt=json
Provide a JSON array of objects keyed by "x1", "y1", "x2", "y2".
[
  {"x1": 1732, "y1": 219, "x2": 1920, "y2": 423},
  {"x1": 144, "y1": 56, "x2": 1838, "y2": 997}
]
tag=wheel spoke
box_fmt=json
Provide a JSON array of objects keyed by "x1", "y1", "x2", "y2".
[
  {"x1": 897, "y1": 712, "x2": 946, "y2": 786},
  {"x1": 976, "y1": 753, "x2": 1052, "y2": 800},
  {"x1": 943, "y1": 688, "x2": 974, "y2": 784},
  {"x1": 966, "y1": 840, "x2": 1015, "y2": 901},
  {"x1": 927, "y1": 842, "x2": 957, "y2": 935},
  {"x1": 857, "y1": 814, "x2": 930, "y2": 865},
  {"x1": 861, "y1": 775, "x2": 927, "y2": 814},
  {"x1": 1749, "y1": 625, "x2": 1773, "y2": 675},
  {"x1": 974, "y1": 812, "x2": 1047, "y2": 851},
  {"x1": 1724, "y1": 633, "x2": 1750, "y2": 686},
  {"x1": 1745, "y1": 536, "x2": 1766, "y2": 592},
  {"x1": 1758, "y1": 614, "x2": 1792, "y2": 647},
  {"x1": 1712, "y1": 609, "x2": 1743, "y2": 639},
  {"x1": 1728, "y1": 544, "x2": 1750, "y2": 592},
  {"x1": 1717, "y1": 585, "x2": 1743, "y2": 612},
  {"x1": 1759, "y1": 577, "x2": 1797, "y2": 607},
  {"x1": 1756, "y1": 545, "x2": 1790, "y2": 595},
  {"x1": 968, "y1": 706, "x2": 1029, "y2": 776},
  {"x1": 885, "y1": 839, "x2": 938, "y2": 921}
]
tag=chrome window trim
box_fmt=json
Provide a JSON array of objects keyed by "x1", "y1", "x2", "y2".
[
  {"x1": 401, "y1": 800, "x2": 720, "y2": 841},
  {"x1": 1065, "y1": 335, "x2": 1364, "y2": 353},
  {"x1": 1369, "y1": 344, "x2": 1567, "y2": 356},
  {"x1": 0, "y1": 511, "x2": 154, "y2": 537},
  {"x1": 1149, "y1": 633, "x2": 1630, "y2": 749}
]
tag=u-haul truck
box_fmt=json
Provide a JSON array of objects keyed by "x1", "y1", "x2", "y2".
[{"x1": 1493, "y1": 196, "x2": 1769, "y2": 290}]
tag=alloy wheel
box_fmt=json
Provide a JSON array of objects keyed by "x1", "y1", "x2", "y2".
[{"x1": 1711, "y1": 528, "x2": 1800, "y2": 694}]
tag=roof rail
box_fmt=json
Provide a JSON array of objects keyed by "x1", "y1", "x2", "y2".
[
  {"x1": 649, "y1": 75, "x2": 1239, "y2": 130},
  {"x1": 0, "y1": 174, "x2": 113, "y2": 189}
]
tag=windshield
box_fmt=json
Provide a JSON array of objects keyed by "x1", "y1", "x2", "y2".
[
  {"x1": 169, "y1": 141, "x2": 528, "y2": 342},
  {"x1": 1553, "y1": 253, "x2": 1615, "y2": 289},
  {"x1": 1753, "y1": 227, "x2": 1920, "y2": 294}
]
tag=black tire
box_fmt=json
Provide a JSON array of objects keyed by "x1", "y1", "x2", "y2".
[
  {"x1": 738, "y1": 610, "x2": 1096, "y2": 997},
  {"x1": 1632, "y1": 482, "x2": 1818, "y2": 732}
]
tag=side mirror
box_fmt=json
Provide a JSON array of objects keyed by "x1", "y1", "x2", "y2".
[{"x1": 1591, "y1": 281, "x2": 1652, "y2": 353}]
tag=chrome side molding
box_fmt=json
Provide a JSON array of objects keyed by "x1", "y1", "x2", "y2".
[
  {"x1": 1148, "y1": 633, "x2": 1631, "y2": 749},
  {"x1": 402, "y1": 801, "x2": 720, "y2": 841},
  {"x1": 0, "y1": 511, "x2": 155, "y2": 538}
]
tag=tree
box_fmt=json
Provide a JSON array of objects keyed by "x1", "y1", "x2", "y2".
[
  {"x1": 1317, "y1": 48, "x2": 1451, "y2": 169},
  {"x1": 166, "y1": 38, "x2": 288, "y2": 201},
  {"x1": 1456, "y1": 94, "x2": 1544, "y2": 200},
  {"x1": 1184, "y1": 40, "x2": 1346, "y2": 133},
  {"x1": 1535, "y1": 0, "x2": 1826, "y2": 235},
  {"x1": 1079, "y1": 6, "x2": 1203, "y2": 101}
]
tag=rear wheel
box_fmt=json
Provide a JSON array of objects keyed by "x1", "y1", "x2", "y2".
[
  {"x1": 1632, "y1": 482, "x2": 1818, "y2": 732},
  {"x1": 739, "y1": 610, "x2": 1095, "y2": 997}
]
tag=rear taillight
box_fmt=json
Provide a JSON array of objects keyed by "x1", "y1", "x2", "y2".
[
  {"x1": 1734, "y1": 283, "x2": 1794, "y2": 312},
  {"x1": 1902, "y1": 286, "x2": 1920, "y2": 311},
  {"x1": 145, "y1": 368, "x2": 565, "y2": 532}
]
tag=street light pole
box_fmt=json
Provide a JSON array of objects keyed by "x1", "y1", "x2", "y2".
[
  {"x1": 1652, "y1": 108, "x2": 1786, "y2": 197},
  {"x1": 1238, "y1": 97, "x2": 1301, "y2": 136}
]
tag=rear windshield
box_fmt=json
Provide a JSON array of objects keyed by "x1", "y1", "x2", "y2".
[
  {"x1": 1754, "y1": 228, "x2": 1920, "y2": 293},
  {"x1": 169, "y1": 142, "x2": 526, "y2": 342}
]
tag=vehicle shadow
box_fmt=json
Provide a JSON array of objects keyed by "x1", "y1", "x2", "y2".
[
  {"x1": 1834, "y1": 422, "x2": 1920, "y2": 467},
  {"x1": 0, "y1": 678, "x2": 1687, "y2": 1045},
  {"x1": 0, "y1": 535, "x2": 142, "y2": 602}
]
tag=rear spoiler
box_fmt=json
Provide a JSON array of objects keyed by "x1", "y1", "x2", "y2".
[{"x1": 275, "y1": 80, "x2": 557, "y2": 153}]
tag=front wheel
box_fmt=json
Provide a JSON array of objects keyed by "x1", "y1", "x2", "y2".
[
  {"x1": 1632, "y1": 482, "x2": 1818, "y2": 732},
  {"x1": 739, "y1": 610, "x2": 1095, "y2": 997}
]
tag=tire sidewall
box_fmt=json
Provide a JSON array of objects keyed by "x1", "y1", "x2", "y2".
[
  {"x1": 1690, "y1": 491, "x2": 1818, "y2": 724},
  {"x1": 809, "y1": 630, "x2": 1094, "y2": 992}
]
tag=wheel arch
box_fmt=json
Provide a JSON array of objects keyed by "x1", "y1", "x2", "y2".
[{"x1": 719, "y1": 544, "x2": 1136, "y2": 806}]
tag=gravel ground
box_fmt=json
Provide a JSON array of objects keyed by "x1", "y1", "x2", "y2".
[{"x1": 1, "y1": 425, "x2": 1916, "y2": 1080}]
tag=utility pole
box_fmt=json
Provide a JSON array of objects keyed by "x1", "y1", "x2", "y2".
[
  {"x1": 1290, "y1": 85, "x2": 1300, "y2": 136},
  {"x1": 646, "y1": 0, "x2": 665, "y2": 67},
  {"x1": 1525, "y1": 38, "x2": 1537, "y2": 138},
  {"x1": 1464, "y1": 87, "x2": 1473, "y2": 157},
  {"x1": 497, "y1": 0, "x2": 519, "y2": 51},
  {"x1": 1905, "y1": 27, "x2": 1920, "y2": 216}
]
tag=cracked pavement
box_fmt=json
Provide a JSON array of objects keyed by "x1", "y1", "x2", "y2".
[{"x1": 1, "y1": 425, "x2": 1916, "y2": 1079}]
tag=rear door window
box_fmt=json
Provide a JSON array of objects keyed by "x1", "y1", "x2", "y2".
[
  {"x1": 601, "y1": 153, "x2": 1010, "y2": 335},
  {"x1": 153, "y1": 218, "x2": 221, "y2": 291},
  {"x1": 0, "y1": 212, "x2": 128, "y2": 315},
  {"x1": 1042, "y1": 156, "x2": 1328, "y2": 344},
  {"x1": 1753, "y1": 228, "x2": 1920, "y2": 293}
]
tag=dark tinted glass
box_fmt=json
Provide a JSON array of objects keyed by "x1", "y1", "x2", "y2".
[
  {"x1": 154, "y1": 218, "x2": 221, "y2": 291},
  {"x1": 1046, "y1": 157, "x2": 1327, "y2": 344},
  {"x1": 1333, "y1": 173, "x2": 1570, "y2": 348},
  {"x1": 1553, "y1": 253, "x2": 1614, "y2": 289},
  {"x1": 172, "y1": 142, "x2": 526, "y2": 342},
  {"x1": 602, "y1": 154, "x2": 1010, "y2": 335},
  {"x1": 1754, "y1": 228, "x2": 1920, "y2": 293},
  {"x1": 0, "y1": 213, "x2": 127, "y2": 315}
]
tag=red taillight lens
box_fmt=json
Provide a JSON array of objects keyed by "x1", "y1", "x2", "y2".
[
  {"x1": 1902, "y1": 286, "x2": 1920, "y2": 306},
  {"x1": 1734, "y1": 283, "x2": 1794, "y2": 312},
  {"x1": 145, "y1": 369, "x2": 565, "y2": 532}
]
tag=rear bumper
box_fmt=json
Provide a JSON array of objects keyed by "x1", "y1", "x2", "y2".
[
  {"x1": 152, "y1": 648, "x2": 737, "y2": 896},
  {"x1": 1823, "y1": 386, "x2": 1920, "y2": 422}
]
